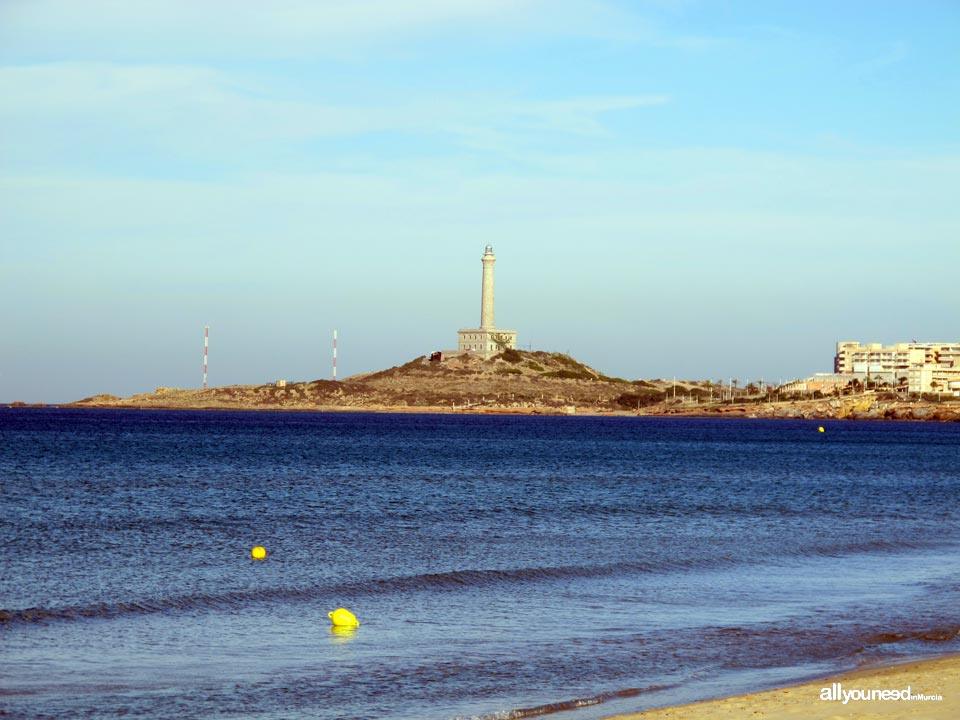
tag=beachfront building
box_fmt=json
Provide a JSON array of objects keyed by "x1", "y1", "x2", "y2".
[
  {"x1": 834, "y1": 341, "x2": 958, "y2": 375},
  {"x1": 778, "y1": 372, "x2": 902, "y2": 396},
  {"x1": 908, "y1": 364, "x2": 960, "y2": 396},
  {"x1": 835, "y1": 341, "x2": 960, "y2": 396},
  {"x1": 778, "y1": 374, "x2": 852, "y2": 396},
  {"x1": 456, "y1": 245, "x2": 517, "y2": 357}
]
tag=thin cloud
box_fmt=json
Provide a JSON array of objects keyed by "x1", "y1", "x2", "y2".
[
  {"x1": 507, "y1": 95, "x2": 670, "y2": 135},
  {"x1": 0, "y1": 0, "x2": 723, "y2": 61},
  {"x1": 0, "y1": 0, "x2": 568, "y2": 60},
  {"x1": 0, "y1": 62, "x2": 669, "y2": 170}
]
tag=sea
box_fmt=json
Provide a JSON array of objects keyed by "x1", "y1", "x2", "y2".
[{"x1": 2, "y1": 408, "x2": 958, "y2": 720}]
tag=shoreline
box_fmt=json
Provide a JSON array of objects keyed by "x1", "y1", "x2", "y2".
[
  {"x1": 7, "y1": 351, "x2": 959, "y2": 421},
  {"x1": 603, "y1": 654, "x2": 959, "y2": 719},
  {"x1": 5, "y1": 401, "x2": 959, "y2": 423}
]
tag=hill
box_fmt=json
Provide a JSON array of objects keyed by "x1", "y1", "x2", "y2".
[
  {"x1": 64, "y1": 349, "x2": 960, "y2": 421},
  {"x1": 66, "y1": 350, "x2": 671, "y2": 413}
]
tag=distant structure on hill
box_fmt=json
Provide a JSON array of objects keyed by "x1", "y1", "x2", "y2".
[
  {"x1": 455, "y1": 245, "x2": 517, "y2": 358},
  {"x1": 834, "y1": 340, "x2": 960, "y2": 395}
]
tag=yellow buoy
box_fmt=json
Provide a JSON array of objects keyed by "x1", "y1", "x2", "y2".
[
  {"x1": 329, "y1": 625, "x2": 358, "y2": 640},
  {"x1": 818, "y1": 426, "x2": 825, "y2": 433},
  {"x1": 328, "y1": 607, "x2": 360, "y2": 627},
  {"x1": 251, "y1": 546, "x2": 267, "y2": 560}
]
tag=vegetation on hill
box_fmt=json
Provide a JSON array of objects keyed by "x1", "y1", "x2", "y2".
[{"x1": 66, "y1": 350, "x2": 673, "y2": 412}]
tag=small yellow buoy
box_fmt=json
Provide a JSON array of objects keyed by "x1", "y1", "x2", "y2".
[
  {"x1": 329, "y1": 625, "x2": 358, "y2": 640},
  {"x1": 328, "y1": 607, "x2": 360, "y2": 627},
  {"x1": 818, "y1": 426, "x2": 825, "y2": 433},
  {"x1": 251, "y1": 546, "x2": 267, "y2": 560}
]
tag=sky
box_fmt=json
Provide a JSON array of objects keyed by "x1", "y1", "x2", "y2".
[{"x1": 2, "y1": 0, "x2": 958, "y2": 403}]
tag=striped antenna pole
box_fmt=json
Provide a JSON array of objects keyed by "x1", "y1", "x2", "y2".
[
  {"x1": 203, "y1": 325, "x2": 209, "y2": 390},
  {"x1": 333, "y1": 329, "x2": 338, "y2": 381}
]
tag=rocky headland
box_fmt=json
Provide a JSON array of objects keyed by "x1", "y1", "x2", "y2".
[{"x1": 58, "y1": 350, "x2": 960, "y2": 422}]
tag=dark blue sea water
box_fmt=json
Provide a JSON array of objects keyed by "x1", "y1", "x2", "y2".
[{"x1": 2, "y1": 409, "x2": 958, "y2": 720}]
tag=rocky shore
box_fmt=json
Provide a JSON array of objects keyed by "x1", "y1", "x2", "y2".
[{"x1": 646, "y1": 395, "x2": 960, "y2": 422}]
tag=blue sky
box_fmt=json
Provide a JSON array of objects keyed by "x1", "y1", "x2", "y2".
[{"x1": 2, "y1": 0, "x2": 958, "y2": 403}]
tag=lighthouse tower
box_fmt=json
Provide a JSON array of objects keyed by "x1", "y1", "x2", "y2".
[
  {"x1": 457, "y1": 245, "x2": 518, "y2": 357},
  {"x1": 480, "y1": 244, "x2": 495, "y2": 330}
]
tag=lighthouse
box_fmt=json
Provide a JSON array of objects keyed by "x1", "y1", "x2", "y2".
[
  {"x1": 457, "y1": 245, "x2": 517, "y2": 357},
  {"x1": 480, "y1": 244, "x2": 495, "y2": 329}
]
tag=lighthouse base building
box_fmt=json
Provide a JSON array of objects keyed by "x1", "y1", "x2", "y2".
[{"x1": 457, "y1": 328, "x2": 518, "y2": 356}]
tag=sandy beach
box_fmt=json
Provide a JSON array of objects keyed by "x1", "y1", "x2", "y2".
[{"x1": 606, "y1": 655, "x2": 959, "y2": 719}]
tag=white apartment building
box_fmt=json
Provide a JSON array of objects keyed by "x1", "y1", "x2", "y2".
[
  {"x1": 835, "y1": 341, "x2": 960, "y2": 395},
  {"x1": 908, "y1": 364, "x2": 960, "y2": 396}
]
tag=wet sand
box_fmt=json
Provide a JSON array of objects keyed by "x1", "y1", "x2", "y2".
[{"x1": 606, "y1": 655, "x2": 959, "y2": 719}]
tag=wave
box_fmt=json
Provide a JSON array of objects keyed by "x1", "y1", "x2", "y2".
[
  {"x1": 451, "y1": 685, "x2": 672, "y2": 720},
  {"x1": 2, "y1": 538, "x2": 950, "y2": 628},
  {"x1": 808, "y1": 539, "x2": 926, "y2": 557},
  {"x1": 368, "y1": 535, "x2": 949, "y2": 594},
  {"x1": 365, "y1": 561, "x2": 662, "y2": 592},
  {"x1": 0, "y1": 562, "x2": 658, "y2": 627},
  {"x1": 0, "y1": 587, "x2": 316, "y2": 627},
  {"x1": 707, "y1": 623, "x2": 960, "y2": 662},
  {"x1": 865, "y1": 626, "x2": 960, "y2": 644}
]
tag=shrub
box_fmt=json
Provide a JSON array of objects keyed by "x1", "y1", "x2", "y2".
[
  {"x1": 526, "y1": 361, "x2": 545, "y2": 372},
  {"x1": 598, "y1": 374, "x2": 629, "y2": 384},
  {"x1": 544, "y1": 369, "x2": 592, "y2": 380},
  {"x1": 499, "y1": 348, "x2": 522, "y2": 363},
  {"x1": 553, "y1": 354, "x2": 587, "y2": 370},
  {"x1": 616, "y1": 391, "x2": 665, "y2": 408}
]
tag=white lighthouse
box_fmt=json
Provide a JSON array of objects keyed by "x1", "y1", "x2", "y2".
[
  {"x1": 457, "y1": 245, "x2": 517, "y2": 357},
  {"x1": 480, "y1": 244, "x2": 495, "y2": 330}
]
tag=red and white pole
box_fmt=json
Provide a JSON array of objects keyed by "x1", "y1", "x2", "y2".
[
  {"x1": 333, "y1": 329, "x2": 338, "y2": 381},
  {"x1": 203, "y1": 325, "x2": 209, "y2": 390}
]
